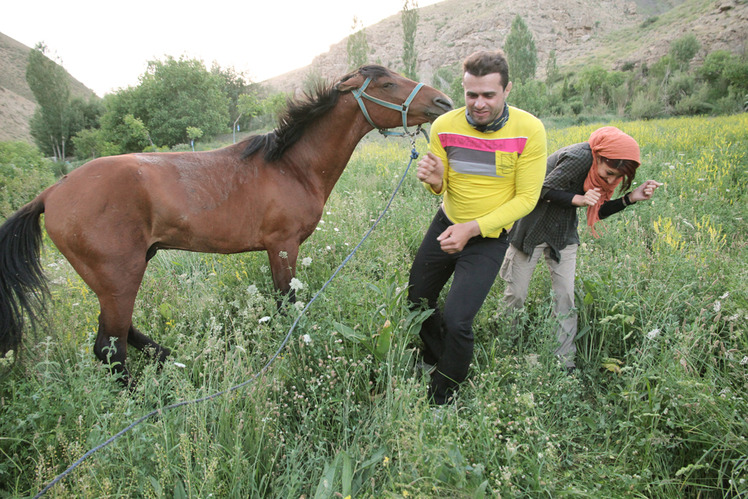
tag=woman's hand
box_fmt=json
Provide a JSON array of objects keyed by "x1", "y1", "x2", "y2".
[
  {"x1": 629, "y1": 180, "x2": 663, "y2": 202},
  {"x1": 572, "y1": 187, "x2": 601, "y2": 207}
]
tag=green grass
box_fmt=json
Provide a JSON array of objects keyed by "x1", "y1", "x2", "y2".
[{"x1": 1, "y1": 114, "x2": 747, "y2": 497}]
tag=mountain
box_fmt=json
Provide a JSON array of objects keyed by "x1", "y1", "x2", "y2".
[
  {"x1": 264, "y1": 0, "x2": 747, "y2": 94},
  {"x1": 1, "y1": 0, "x2": 745, "y2": 143},
  {"x1": 0, "y1": 32, "x2": 95, "y2": 143}
]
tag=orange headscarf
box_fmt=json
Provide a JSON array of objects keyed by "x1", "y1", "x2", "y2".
[{"x1": 584, "y1": 126, "x2": 641, "y2": 237}]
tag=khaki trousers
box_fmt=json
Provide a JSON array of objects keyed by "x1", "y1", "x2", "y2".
[{"x1": 500, "y1": 243, "x2": 578, "y2": 368}]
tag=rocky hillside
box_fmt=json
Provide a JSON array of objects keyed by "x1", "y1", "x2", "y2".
[
  {"x1": 265, "y1": 0, "x2": 747, "y2": 94},
  {"x1": 0, "y1": 32, "x2": 95, "y2": 143},
  {"x1": 1, "y1": 0, "x2": 745, "y2": 143}
]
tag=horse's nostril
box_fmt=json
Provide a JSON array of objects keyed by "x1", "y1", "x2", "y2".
[{"x1": 435, "y1": 97, "x2": 453, "y2": 111}]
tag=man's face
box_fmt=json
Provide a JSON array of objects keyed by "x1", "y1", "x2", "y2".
[{"x1": 463, "y1": 72, "x2": 512, "y2": 126}]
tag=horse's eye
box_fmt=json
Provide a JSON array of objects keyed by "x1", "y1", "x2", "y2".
[{"x1": 382, "y1": 82, "x2": 395, "y2": 89}]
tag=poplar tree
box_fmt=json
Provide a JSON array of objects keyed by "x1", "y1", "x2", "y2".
[
  {"x1": 347, "y1": 16, "x2": 370, "y2": 70},
  {"x1": 401, "y1": 0, "x2": 419, "y2": 80},
  {"x1": 26, "y1": 43, "x2": 71, "y2": 160},
  {"x1": 504, "y1": 15, "x2": 538, "y2": 84}
]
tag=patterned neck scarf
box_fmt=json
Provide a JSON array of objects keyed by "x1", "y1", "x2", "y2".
[{"x1": 465, "y1": 103, "x2": 509, "y2": 133}]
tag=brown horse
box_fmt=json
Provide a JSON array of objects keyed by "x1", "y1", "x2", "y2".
[{"x1": 0, "y1": 65, "x2": 452, "y2": 382}]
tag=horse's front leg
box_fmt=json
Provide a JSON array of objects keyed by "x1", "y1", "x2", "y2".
[{"x1": 266, "y1": 243, "x2": 300, "y2": 306}]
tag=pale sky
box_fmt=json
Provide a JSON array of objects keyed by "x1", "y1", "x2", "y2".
[{"x1": 3, "y1": 0, "x2": 442, "y2": 97}]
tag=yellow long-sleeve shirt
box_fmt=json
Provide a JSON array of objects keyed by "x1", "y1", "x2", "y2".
[{"x1": 426, "y1": 106, "x2": 547, "y2": 237}]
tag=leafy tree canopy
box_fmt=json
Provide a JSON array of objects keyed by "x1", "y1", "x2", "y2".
[{"x1": 137, "y1": 56, "x2": 230, "y2": 147}]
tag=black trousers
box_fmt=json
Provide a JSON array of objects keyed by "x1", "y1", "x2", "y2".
[{"x1": 408, "y1": 208, "x2": 509, "y2": 405}]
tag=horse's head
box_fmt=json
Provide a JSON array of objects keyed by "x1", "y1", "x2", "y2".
[{"x1": 335, "y1": 65, "x2": 453, "y2": 134}]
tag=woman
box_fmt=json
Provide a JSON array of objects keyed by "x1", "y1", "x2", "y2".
[{"x1": 499, "y1": 126, "x2": 662, "y2": 370}]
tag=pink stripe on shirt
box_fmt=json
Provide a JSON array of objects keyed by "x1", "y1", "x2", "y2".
[{"x1": 439, "y1": 133, "x2": 528, "y2": 154}]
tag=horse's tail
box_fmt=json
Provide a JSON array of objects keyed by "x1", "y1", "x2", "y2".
[{"x1": 0, "y1": 198, "x2": 48, "y2": 355}]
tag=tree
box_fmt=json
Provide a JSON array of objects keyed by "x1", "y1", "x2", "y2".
[
  {"x1": 186, "y1": 126, "x2": 203, "y2": 151},
  {"x1": 401, "y1": 0, "x2": 419, "y2": 80},
  {"x1": 26, "y1": 43, "x2": 71, "y2": 160},
  {"x1": 504, "y1": 15, "x2": 538, "y2": 84},
  {"x1": 233, "y1": 93, "x2": 263, "y2": 143},
  {"x1": 545, "y1": 49, "x2": 559, "y2": 86},
  {"x1": 71, "y1": 128, "x2": 120, "y2": 160},
  {"x1": 669, "y1": 34, "x2": 700, "y2": 71},
  {"x1": 212, "y1": 64, "x2": 258, "y2": 133},
  {"x1": 98, "y1": 88, "x2": 151, "y2": 153},
  {"x1": 347, "y1": 16, "x2": 370, "y2": 70},
  {"x1": 137, "y1": 56, "x2": 230, "y2": 147}
]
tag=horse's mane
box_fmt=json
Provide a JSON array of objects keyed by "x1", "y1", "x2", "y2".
[
  {"x1": 241, "y1": 65, "x2": 392, "y2": 162},
  {"x1": 241, "y1": 82, "x2": 339, "y2": 162}
]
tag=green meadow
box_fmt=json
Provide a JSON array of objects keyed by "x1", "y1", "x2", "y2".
[{"x1": 1, "y1": 114, "x2": 746, "y2": 497}]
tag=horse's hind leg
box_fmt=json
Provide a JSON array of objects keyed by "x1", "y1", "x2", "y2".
[
  {"x1": 65, "y1": 257, "x2": 147, "y2": 385},
  {"x1": 128, "y1": 325, "x2": 170, "y2": 365},
  {"x1": 93, "y1": 291, "x2": 140, "y2": 384}
]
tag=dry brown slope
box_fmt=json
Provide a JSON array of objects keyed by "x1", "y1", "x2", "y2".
[
  {"x1": 265, "y1": 0, "x2": 747, "y2": 94},
  {"x1": 0, "y1": 32, "x2": 96, "y2": 144}
]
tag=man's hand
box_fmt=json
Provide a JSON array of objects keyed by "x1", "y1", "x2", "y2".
[
  {"x1": 416, "y1": 152, "x2": 444, "y2": 193},
  {"x1": 437, "y1": 221, "x2": 481, "y2": 254}
]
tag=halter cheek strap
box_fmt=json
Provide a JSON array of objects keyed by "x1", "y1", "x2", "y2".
[{"x1": 351, "y1": 77, "x2": 428, "y2": 141}]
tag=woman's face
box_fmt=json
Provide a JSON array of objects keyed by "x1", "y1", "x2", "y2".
[{"x1": 596, "y1": 157, "x2": 624, "y2": 185}]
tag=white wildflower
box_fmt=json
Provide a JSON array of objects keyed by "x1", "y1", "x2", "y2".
[
  {"x1": 246, "y1": 284, "x2": 258, "y2": 295},
  {"x1": 719, "y1": 292, "x2": 729, "y2": 300},
  {"x1": 714, "y1": 301, "x2": 722, "y2": 313},
  {"x1": 647, "y1": 328, "x2": 660, "y2": 340},
  {"x1": 302, "y1": 334, "x2": 312, "y2": 344},
  {"x1": 301, "y1": 257, "x2": 312, "y2": 267},
  {"x1": 294, "y1": 301, "x2": 306, "y2": 312},
  {"x1": 290, "y1": 278, "x2": 304, "y2": 291},
  {"x1": 740, "y1": 356, "x2": 748, "y2": 366},
  {"x1": 174, "y1": 362, "x2": 186, "y2": 368},
  {"x1": 334, "y1": 227, "x2": 340, "y2": 232},
  {"x1": 259, "y1": 316, "x2": 271, "y2": 323}
]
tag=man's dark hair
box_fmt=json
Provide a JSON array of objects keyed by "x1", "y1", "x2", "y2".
[{"x1": 463, "y1": 50, "x2": 510, "y2": 89}]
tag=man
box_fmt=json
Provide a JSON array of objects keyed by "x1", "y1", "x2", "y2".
[{"x1": 408, "y1": 50, "x2": 547, "y2": 405}]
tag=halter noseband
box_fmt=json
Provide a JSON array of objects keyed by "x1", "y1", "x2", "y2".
[{"x1": 351, "y1": 77, "x2": 428, "y2": 140}]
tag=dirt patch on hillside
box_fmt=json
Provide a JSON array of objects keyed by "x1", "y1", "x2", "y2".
[{"x1": 0, "y1": 87, "x2": 34, "y2": 143}]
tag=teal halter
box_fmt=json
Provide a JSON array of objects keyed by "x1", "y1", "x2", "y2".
[{"x1": 351, "y1": 77, "x2": 427, "y2": 139}]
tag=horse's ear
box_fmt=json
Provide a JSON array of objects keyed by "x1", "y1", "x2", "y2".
[{"x1": 335, "y1": 72, "x2": 365, "y2": 93}]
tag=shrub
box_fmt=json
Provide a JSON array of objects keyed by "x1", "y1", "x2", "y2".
[
  {"x1": 0, "y1": 142, "x2": 56, "y2": 219},
  {"x1": 629, "y1": 92, "x2": 663, "y2": 120}
]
